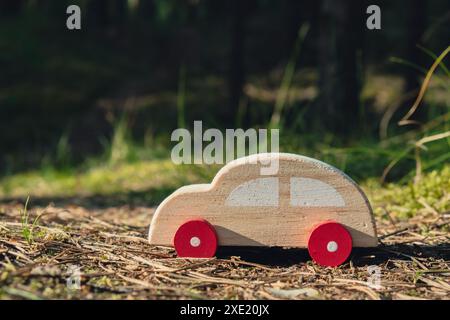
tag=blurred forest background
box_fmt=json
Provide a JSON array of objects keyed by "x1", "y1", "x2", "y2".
[{"x1": 0, "y1": 0, "x2": 449, "y2": 208}]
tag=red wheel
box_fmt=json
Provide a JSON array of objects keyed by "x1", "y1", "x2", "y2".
[
  {"x1": 308, "y1": 221, "x2": 352, "y2": 267},
  {"x1": 173, "y1": 219, "x2": 217, "y2": 258}
]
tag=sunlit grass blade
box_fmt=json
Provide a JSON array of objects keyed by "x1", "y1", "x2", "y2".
[
  {"x1": 270, "y1": 23, "x2": 309, "y2": 129},
  {"x1": 399, "y1": 46, "x2": 450, "y2": 125}
]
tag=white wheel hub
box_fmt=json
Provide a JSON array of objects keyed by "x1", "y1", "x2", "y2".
[
  {"x1": 190, "y1": 236, "x2": 201, "y2": 247},
  {"x1": 327, "y1": 241, "x2": 338, "y2": 253}
]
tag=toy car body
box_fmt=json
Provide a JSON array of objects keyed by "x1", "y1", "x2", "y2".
[{"x1": 148, "y1": 153, "x2": 377, "y2": 266}]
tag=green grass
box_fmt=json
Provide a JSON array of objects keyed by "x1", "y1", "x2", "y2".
[
  {"x1": 1, "y1": 159, "x2": 178, "y2": 198},
  {"x1": 1, "y1": 90, "x2": 448, "y2": 212},
  {"x1": 20, "y1": 196, "x2": 45, "y2": 245},
  {"x1": 1, "y1": 139, "x2": 448, "y2": 220},
  {"x1": 270, "y1": 23, "x2": 310, "y2": 129},
  {"x1": 366, "y1": 164, "x2": 450, "y2": 218},
  {"x1": 1, "y1": 92, "x2": 448, "y2": 213}
]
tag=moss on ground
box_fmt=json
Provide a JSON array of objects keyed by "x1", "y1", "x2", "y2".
[{"x1": 366, "y1": 165, "x2": 450, "y2": 218}]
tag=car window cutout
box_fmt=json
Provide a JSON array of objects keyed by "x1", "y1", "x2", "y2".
[
  {"x1": 290, "y1": 177, "x2": 345, "y2": 207},
  {"x1": 226, "y1": 177, "x2": 279, "y2": 207}
]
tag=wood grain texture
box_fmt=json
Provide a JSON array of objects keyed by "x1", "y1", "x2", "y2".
[{"x1": 148, "y1": 153, "x2": 378, "y2": 248}]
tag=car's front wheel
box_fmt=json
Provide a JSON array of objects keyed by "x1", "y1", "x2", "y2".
[
  {"x1": 307, "y1": 221, "x2": 352, "y2": 267},
  {"x1": 173, "y1": 219, "x2": 217, "y2": 258}
]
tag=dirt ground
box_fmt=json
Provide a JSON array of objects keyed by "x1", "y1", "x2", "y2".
[{"x1": 0, "y1": 200, "x2": 449, "y2": 300}]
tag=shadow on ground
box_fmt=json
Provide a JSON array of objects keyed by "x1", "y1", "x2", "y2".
[{"x1": 216, "y1": 243, "x2": 450, "y2": 267}]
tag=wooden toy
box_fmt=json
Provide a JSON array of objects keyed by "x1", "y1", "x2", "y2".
[{"x1": 148, "y1": 153, "x2": 378, "y2": 267}]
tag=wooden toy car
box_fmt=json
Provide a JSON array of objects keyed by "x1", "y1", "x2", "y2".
[{"x1": 148, "y1": 153, "x2": 377, "y2": 267}]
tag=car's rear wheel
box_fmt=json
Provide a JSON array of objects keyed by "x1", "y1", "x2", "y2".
[
  {"x1": 307, "y1": 221, "x2": 352, "y2": 267},
  {"x1": 173, "y1": 219, "x2": 217, "y2": 258}
]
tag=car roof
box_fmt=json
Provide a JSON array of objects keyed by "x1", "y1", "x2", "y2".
[{"x1": 211, "y1": 152, "x2": 357, "y2": 186}]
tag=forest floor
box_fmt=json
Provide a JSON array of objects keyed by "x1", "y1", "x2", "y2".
[{"x1": 0, "y1": 186, "x2": 448, "y2": 300}]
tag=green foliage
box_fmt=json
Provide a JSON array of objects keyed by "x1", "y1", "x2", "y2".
[
  {"x1": 0, "y1": 159, "x2": 185, "y2": 206},
  {"x1": 105, "y1": 114, "x2": 137, "y2": 166},
  {"x1": 368, "y1": 165, "x2": 450, "y2": 218},
  {"x1": 20, "y1": 196, "x2": 44, "y2": 245},
  {"x1": 55, "y1": 131, "x2": 72, "y2": 169}
]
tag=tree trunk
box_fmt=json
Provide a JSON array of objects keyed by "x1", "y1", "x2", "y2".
[
  {"x1": 317, "y1": 0, "x2": 363, "y2": 135},
  {"x1": 400, "y1": 0, "x2": 427, "y2": 123},
  {"x1": 112, "y1": 0, "x2": 127, "y2": 25},
  {"x1": 227, "y1": 0, "x2": 246, "y2": 126},
  {"x1": 88, "y1": 0, "x2": 109, "y2": 27}
]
